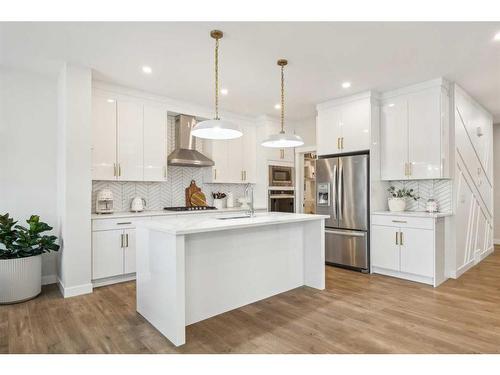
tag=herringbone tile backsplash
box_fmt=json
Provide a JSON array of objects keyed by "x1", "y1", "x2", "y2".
[
  {"x1": 92, "y1": 116, "x2": 249, "y2": 212},
  {"x1": 389, "y1": 179, "x2": 453, "y2": 212}
]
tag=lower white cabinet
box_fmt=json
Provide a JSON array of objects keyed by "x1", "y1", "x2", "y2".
[
  {"x1": 371, "y1": 213, "x2": 447, "y2": 287},
  {"x1": 92, "y1": 229, "x2": 136, "y2": 280}
]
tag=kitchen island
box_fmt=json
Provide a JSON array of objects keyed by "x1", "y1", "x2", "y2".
[{"x1": 135, "y1": 212, "x2": 328, "y2": 346}]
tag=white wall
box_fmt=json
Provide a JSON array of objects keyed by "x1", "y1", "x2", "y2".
[
  {"x1": 494, "y1": 124, "x2": 500, "y2": 243},
  {"x1": 292, "y1": 117, "x2": 316, "y2": 147},
  {"x1": 56, "y1": 64, "x2": 93, "y2": 297},
  {"x1": 0, "y1": 66, "x2": 59, "y2": 283}
]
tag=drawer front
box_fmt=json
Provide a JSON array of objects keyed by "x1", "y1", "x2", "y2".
[
  {"x1": 371, "y1": 215, "x2": 434, "y2": 230},
  {"x1": 92, "y1": 217, "x2": 151, "y2": 231}
]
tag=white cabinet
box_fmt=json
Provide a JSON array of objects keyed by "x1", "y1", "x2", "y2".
[
  {"x1": 91, "y1": 90, "x2": 168, "y2": 182},
  {"x1": 204, "y1": 125, "x2": 257, "y2": 183},
  {"x1": 143, "y1": 105, "x2": 168, "y2": 181},
  {"x1": 380, "y1": 79, "x2": 450, "y2": 180},
  {"x1": 316, "y1": 94, "x2": 372, "y2": 156},
  {"x1": 117, "y1": 100, "x2": 144, "y2": 181},
  {"x1": 371, "y1": 213, "x2": 446, "y2": 287},
  {"x1": 92, "y1": 229, "x2": 137, "y2": 280},
  {"x1": 91, "y1": 95, "x2": 117, "y2": 180}
]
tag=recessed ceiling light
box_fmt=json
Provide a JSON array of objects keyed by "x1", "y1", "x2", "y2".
[
  {"x1": 220, "y1": 88, "x2": 228, "y2": 95},
  {"x1": 107, "y1": 99, "x2": 115, "y2": 103},
  {"x1": 274, "y1": 104, "x2": 281, "y2": 109},
  {"x1": 342, "y1": 82, "x2": 351, "y2": 89},
  {"x1": 494, "y1": 32, "x2": 500, "y2": 41},
  {"x1": 142, "y1": 66, "x2": 152, "y2": 74}
]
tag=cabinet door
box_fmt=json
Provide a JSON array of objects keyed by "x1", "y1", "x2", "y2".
[
  {"x1": 400, "y1": 227, "x2": 434, "y2": 278},
  {"x1": 340, "y1": 99, "x2": 370, "y2": 153},
  {"x1": 381, "y1": 97, "x2": 408, "y2": 180},
  {"x1": 123, "y1": 229, "x2": 136, "y2": 274},
  {"x1": 371, "y1": 225, "x2": 400, "y2": 271},
  {"x1": 143, "y1": 105, "x2": 167, "y2": 181},
  {"x1": 226, "y1": 136, "x2": 244, "y2": 183},
  {"x1": 91, "y1": 95, "x2": 117, "y2": 180},
  {"x1": 317, "y1": 107, "x2": 342, "y2": 156},
  {"x1": 204, "y1": 139, "x2": 228, "y2": 182},
  {"x1": 408, "y1": 88, "x2": 442, "y2": 179},
  {"x1": 242, "y1": 126, "x2": 257, "y2": 183},
  {"x1": 92, "y1": 230, "x2": 124, "y2": 280},
  {"x1": 117, "y1": 100, "x2": 144, "y2": 181}
]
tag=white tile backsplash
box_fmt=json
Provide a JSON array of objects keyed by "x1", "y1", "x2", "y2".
[{"x1": 388, "y1": 179, "x2": 453, "y2": 213}]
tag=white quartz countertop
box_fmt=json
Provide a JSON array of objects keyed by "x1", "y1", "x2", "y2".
[
  {"x1": 136, "y1": 212, "x2": 330, "y2": 235},
  {"x1": 91, "y1": 207, "x2": 266, "y2": 220},
  {"x1": 372, "y1": 210, "x2": 453, "y2": 218}
]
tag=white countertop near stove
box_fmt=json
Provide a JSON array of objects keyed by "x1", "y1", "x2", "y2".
[
  {"x1": 91, "y1": 207, "x2": 266, "y2": 220},
  {"x1": 372, "y1": 210, "x2": 453, "y2": 218},
  {"x1": 137, "y1": 212, "x2": 329, "y2": 235}
]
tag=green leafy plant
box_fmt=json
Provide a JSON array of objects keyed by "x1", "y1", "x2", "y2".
[
  {"x1": 0, "y1": 213, "x2": 60, "y2": 260},
  {"x1": 387, "y1": 186, "x2": 420, "y2": 201}
]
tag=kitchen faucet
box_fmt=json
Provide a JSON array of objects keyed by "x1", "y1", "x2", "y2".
[{"x1": 245, "y1": 184, "x2": 255, "y2": 217}]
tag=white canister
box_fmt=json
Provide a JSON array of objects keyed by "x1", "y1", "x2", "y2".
[
  {"x1": 213, "y1": 198, "x2": 226, "y2": 210},
  {"x1": 226, "y1": 193, "x2": 234, "y2": 208},
  {"x1": 388, "y1": 198, "x2": 406, "y2": 212}
]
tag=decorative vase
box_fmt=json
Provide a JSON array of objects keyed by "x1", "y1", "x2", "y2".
[
  {"x1": 388, "y1": 198, "x2": 406, "y2": 212},
  {"x1": 213, "y1": 198, "x2": 226, "y2": 210},
  {"x1": 0, "y1": 255, "x2": 42, "y2": 304}
]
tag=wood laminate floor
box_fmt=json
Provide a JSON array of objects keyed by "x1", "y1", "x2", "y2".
[{"x1": 2, "y1": 249, "x2": 500, "y2": 354}]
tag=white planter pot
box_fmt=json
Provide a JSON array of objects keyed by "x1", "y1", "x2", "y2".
[
  {"x1": 213, "y1": 198, "x2": 226, "y2": 210},
  {"x1": 0, "y1": 255, "x2": 42, "y2": 304},
  {"x1": 388, "y1": 198, "x2": 406, "y2": 212}
]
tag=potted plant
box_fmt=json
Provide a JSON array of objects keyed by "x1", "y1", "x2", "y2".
[
  {"x1": 0, "y1": 213, "x2": 60, "y2": 304},
  {"x1": 387, "y1": 186, "x2": 419, "y2": 212}
]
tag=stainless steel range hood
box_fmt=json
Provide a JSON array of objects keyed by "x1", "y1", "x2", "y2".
[{"x1": 167, "y1": 115, "x2": 215, "y2": 167}]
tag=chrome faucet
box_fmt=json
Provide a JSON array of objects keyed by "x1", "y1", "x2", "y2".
[{"x1": 245, "y1": 184, "x2": 255, "y2": 217}]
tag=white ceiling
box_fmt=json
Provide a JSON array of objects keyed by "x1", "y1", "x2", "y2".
[{"x1": 1, "y1": 22, "x2": 500, "y2": 121}]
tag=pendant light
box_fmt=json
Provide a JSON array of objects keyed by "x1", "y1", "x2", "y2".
[
  {"x1": 261, "y1": 59, "x2": 304, "y2": 148},
  {"x1": 191, "y1": 30, "x2": 242, "y2": 140}
]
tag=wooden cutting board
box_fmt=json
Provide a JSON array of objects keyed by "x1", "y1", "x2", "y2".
[{"x1": 185, "y1": 180, "x2": 207, "y2": 207}]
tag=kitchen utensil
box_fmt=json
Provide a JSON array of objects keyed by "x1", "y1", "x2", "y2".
[{"x1": 131, "y1": 197, "x2": 146, "y2": 212}]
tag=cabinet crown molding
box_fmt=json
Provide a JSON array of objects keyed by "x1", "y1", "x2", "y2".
[
  {"x1": 316, "y1": 91, "x2": 380, "y2": 112},
  {"x1": 380, "y1": 78, "x2": 450, "y2": 100}
]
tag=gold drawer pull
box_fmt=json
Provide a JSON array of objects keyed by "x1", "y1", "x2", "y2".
[{"x1": 392, "y1": 220, "x2": 407, "y2": 223}]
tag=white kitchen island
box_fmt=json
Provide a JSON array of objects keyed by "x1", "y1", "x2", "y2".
[{"x1": 135, "y1": 212, "x2": 328, "y2": 346}]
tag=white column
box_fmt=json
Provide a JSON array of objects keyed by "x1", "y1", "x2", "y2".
[{"x1": 56, "y1": 64, "x2": 93, "y2": 298}]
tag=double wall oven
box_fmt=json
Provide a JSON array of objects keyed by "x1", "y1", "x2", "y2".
[{"x1": 268, "y1": 165, "x2": 295, "y2": 213}]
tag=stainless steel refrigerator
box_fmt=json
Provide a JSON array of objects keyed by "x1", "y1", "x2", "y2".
[{"x1": 316, "y1": 153, "x2": 369, "y2": 272}]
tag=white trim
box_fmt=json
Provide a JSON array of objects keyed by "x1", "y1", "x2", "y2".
[
  {"x1": 454, "y1": 258, "x2": 475, "y2": 279},
  {"x1": 41, "y1": 274, "x2": 57, "y2": 285},
  {"x1": 295, "y1": 145, "x2": 316, "y2": 155},
  {"x1": 371, "y1": 266, "x2": 434, "y2": 286},
  {"x1": 92, "y1": 273, "x2": 136, "y2": 288},
  {"x1": 380, "y1": 78, "x2": 450, "y2": 100},
  {"x1": 493, "y1": 238, "x2": 500, "y2": 245},
  {"x1": 57, "y1": 278, "x2": 93, "y2": 298},
  {"x1": 316, "y1": 91, "x2": 378, "y2": 111}
]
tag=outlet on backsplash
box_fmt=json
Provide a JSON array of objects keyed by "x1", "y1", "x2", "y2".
[{"x1": 388, "y1": 179, "x2": 452, "y2": 212}]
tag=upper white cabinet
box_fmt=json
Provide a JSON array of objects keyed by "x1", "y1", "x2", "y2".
[
  {"x1": 204, "y1": 125, "x2": 257, "y2": 184},
  {"x1": 91, "y1": 89, "x2": 168, "y2": 182},
  {"x1": 117, "y1": 100, "x2": 144, "y2": 181},
  {"x1": 316, "y1": 93, "x2": 374, "y2": 156},
  {"x1": 91, "y1": 95, "x2": 117, "y2": 180},
  {"x1": 256, "y1": 118, "x2": 296, "y2": 164},
  {"x1": 143, "y1": 105, "x2": 168, "y2": 181},
  {"x1": 380, "y1": 79, "x2": 450, "y2": 180}
]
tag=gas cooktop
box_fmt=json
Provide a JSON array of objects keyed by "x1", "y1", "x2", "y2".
[{"x1": 163, "y1": 206, "x2": 217, "y2": 212}]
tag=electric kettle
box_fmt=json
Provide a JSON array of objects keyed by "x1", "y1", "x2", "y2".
[{"x1": 130, "y1": 197, "x2": 146, "y2": 212}]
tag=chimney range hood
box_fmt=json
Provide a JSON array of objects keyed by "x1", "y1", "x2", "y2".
[{"x1": 167, "y1": 115, "x2": 215, "y2": 167}]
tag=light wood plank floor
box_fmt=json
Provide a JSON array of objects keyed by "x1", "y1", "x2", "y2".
[{"x1": 2, "y1": 248, "x2": 500, "y2": 354}]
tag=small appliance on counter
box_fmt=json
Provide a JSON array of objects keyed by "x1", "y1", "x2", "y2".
[
  {"x1": 130, "y1": 197, "x2": 146, "y2": 212},
  {"x1": 95, "y1": 189, "x2": 114, "y2": 214},
  {"x1": 426, "y1": 198, "x2": 439, "y2": 213}
]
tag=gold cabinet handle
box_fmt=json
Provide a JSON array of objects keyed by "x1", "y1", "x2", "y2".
[
  {"x1": 341, "y1": 137, "x2": 344, "y2": 149},
  {"x1": 409, "y1": 162, "x2": 412, "y2": 176},
  {"x1": 244, "y1": 170, "x2": 247, "y2": 180},
  {"x1": 120, "y1": 233, "x2": 124, "y2": 248},
  {"x1": 400, "y1": 231, "x2": 404, "y2": 246},
  {"x1": 395, "y1": 231, "x2": 399, "y2": 245},
  {"x1": 113, "y1": 163, "x2": 117, "y2": 177},
  {"x1": 126, "y1": 233, "x2": 129, "y2": 248},
  {"x1": 337, "y1": 138, "x2": 340, "y2": 150},
  {"x1": 118, "y1": 163, "x2": 121, "y2": 177},
  {"x1": 164, "y1": 166, "x2": 167, "y2": 179},
  {"x1": 214, "y1": 168, "x2": 217, "y2": 180}
]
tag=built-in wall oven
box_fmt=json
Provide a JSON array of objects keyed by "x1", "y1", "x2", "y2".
[
  {"x1": 268, "y1": 190, "x2": 295, "y2": 213},
  {"x1": 269, "y1": 165, "x2": 294, "y2": 187}
]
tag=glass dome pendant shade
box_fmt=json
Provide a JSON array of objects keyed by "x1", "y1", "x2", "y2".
[
  {"x1": 262, "y1": 59, "x2": 304, "y2": 148},
  {"x1": 191, "y1": 30, "x2": 242, "y2": 140}
]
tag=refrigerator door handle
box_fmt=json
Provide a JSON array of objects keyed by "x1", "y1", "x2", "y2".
[
  {"x1": 338, "y1": 162, "x2": 343, "y2": 220},
  {"x1": 325, "y1": 229, "x2": 366, "y2": 237},
  {"x1": 332, "y1": 164, "x2": 337, "y2": 220}
]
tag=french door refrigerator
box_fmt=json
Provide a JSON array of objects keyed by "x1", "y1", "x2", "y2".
[{"x1": 316, "y1": 153, "x2": 369, "y2": 272}]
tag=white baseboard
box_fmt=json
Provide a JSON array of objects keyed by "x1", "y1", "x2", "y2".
[
  {"x1": 42, "y1": 274, "x2": 57, "y2": 285},
  {"x1": 92, "y1": 273, "x2": 136, "y2": 288},
  {"x1": 455, "y1": 259, "x2": 475, "y2": 278},
  {"x1": 57, "y1": 278, "x2": 93, "y2": 298},
  {"x1": 494, "y1": 239, "x2": 500, "y2": 245}
]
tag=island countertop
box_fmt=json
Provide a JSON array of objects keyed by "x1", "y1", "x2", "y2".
[{"x1": 136, "y1": 212, "x2": 330, "y2": 235}]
